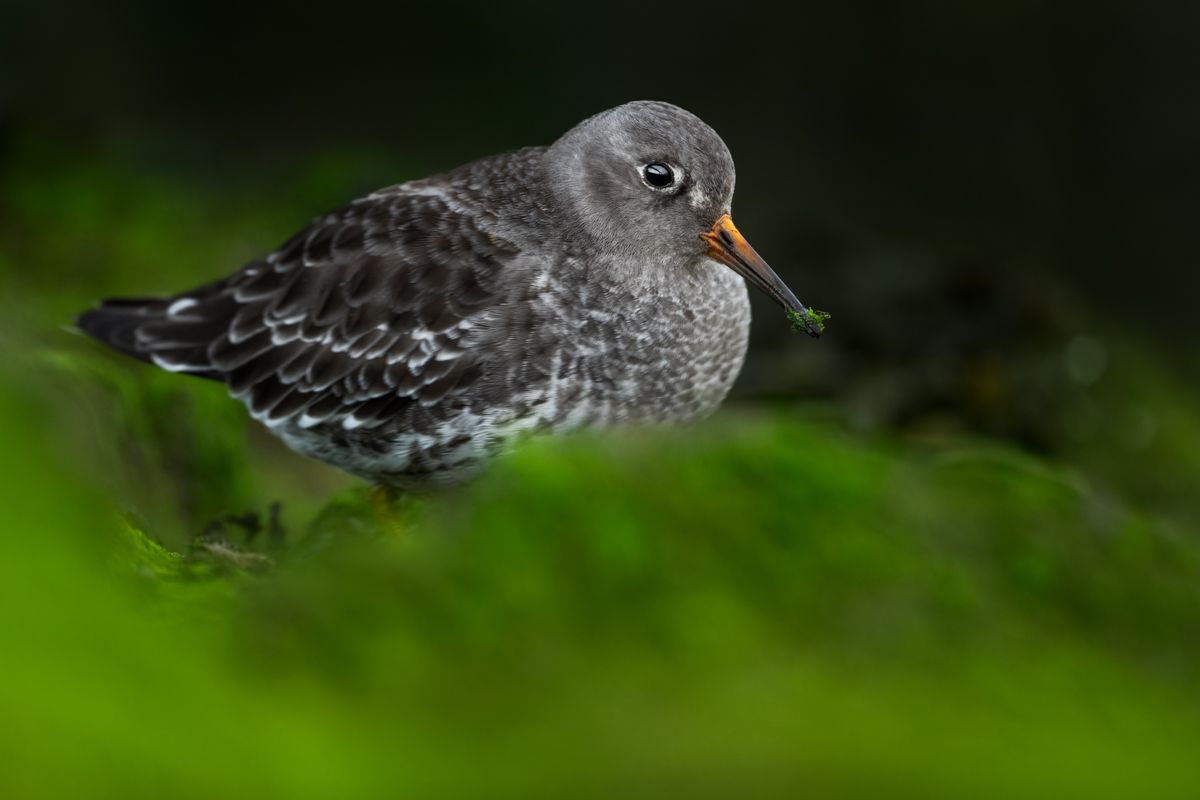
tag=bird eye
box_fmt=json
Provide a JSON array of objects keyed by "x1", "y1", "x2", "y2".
[{"x1": 642, "y1": 163, "x2": 675, "y2": 188}]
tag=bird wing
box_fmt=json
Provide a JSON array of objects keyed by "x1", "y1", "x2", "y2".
[{"x1": 120, "y1": 189, "x2": 523, "y2": 432}]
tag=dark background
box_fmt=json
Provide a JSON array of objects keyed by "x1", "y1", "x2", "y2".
[{"x1": 5, "y1": 0, "x2": 1198, "y2": 338}]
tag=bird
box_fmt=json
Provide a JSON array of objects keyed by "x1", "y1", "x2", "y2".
[{"x1": 77, "y1": 101, "x2": 821, "y2": 489}]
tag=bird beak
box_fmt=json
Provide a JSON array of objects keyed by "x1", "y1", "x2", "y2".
[{"x1": 701, "y1": 215, "x2": 821, "y2": 337}]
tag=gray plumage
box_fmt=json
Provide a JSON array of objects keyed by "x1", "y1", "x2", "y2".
[{"x1": 78, "y1": 101, "x2": 815, "y2": 488}]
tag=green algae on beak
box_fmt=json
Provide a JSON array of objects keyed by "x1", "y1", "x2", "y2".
[{"x1": 786, "y1": 307, "x2": 831, "y2": 336}]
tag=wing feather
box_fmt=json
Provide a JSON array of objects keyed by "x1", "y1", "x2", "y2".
[
  {"x1": 79, "y1": 187, "x2": 524, "y2": 435},
  {"x1": 217, "y1": 191, "x2": 519, "y2": 429}
]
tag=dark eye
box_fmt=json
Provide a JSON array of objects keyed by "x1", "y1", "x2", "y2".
[{"x1": 642, "y1": 163, "x2": 675, "y2": 188}]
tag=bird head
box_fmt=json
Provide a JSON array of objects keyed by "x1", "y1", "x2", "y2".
[{"x1": 545, "y1": 100, "x2": 821, "y2": 337}]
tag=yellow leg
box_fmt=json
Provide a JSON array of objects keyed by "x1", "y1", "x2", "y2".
[
  {"x1": 368, "y1": 484, "x2": 397, "y2": 514},
  {"x1": 367, "y1": 484, "x2": 406, "y2": 536}
]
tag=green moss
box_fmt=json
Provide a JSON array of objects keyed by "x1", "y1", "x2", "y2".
[
  {"x1": 787, "y1": 306, "x2": 832, "y2": 334},
  {"x1": 6, "y1": 359, "x2": 1200, "y2": 796}
]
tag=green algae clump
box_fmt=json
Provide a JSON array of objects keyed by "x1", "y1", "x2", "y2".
[{"x1": 786, "y1": 307, "x2": 831, "y2": 336}]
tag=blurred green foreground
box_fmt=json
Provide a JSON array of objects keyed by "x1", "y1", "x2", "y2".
[
  {"x1": 5, "y1": 369, "x2": 1200, "y2": 798},
  {"x1": 3, "y1": 144, "x2": 1200, "y2": 798}
]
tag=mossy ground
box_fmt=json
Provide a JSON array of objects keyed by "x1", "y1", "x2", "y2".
[{"x1": 5, "y1": 367, "x2": 1200, "y2": 798}]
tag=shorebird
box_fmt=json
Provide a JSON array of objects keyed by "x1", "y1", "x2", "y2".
[{"x1": 78, "y1": 101, "x2": 821, "y2": 488}]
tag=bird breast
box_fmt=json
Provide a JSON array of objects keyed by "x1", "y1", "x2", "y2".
[{"x1": 535, "y1": 257, "x2": 752, "y2": 430}]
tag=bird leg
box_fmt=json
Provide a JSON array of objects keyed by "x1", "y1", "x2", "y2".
[{"x1": 367, "y1": 484, "x2": 408, "y2": 536}]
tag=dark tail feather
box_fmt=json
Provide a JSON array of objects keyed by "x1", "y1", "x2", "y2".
[
  {"x1": 75, "y1": 292, "x2": 232, "y2": 381},
  {"x1": 76, "y1": 298, "x2": 170, "y2": 365}
]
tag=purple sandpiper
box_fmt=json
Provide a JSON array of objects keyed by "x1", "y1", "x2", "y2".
[{"x1": 78, "y1": 101, "x2": 820, "y2": 487}]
